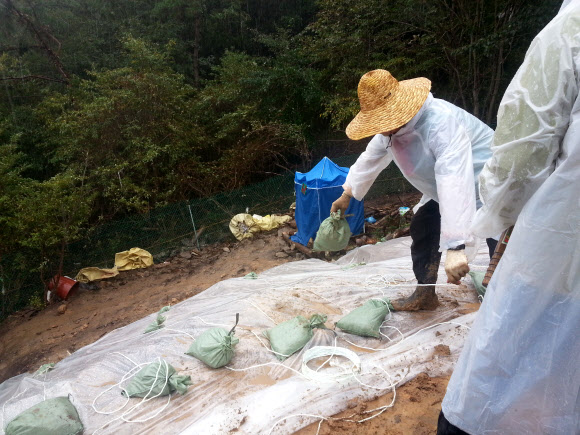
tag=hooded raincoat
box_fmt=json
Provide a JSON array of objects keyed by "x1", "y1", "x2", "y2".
[
  {"x1": 344, "y1": 94, "x2": 493, "y2": 253},
  {"x1": 442, "y1": 2, "x2": 580, "y2": 433}
]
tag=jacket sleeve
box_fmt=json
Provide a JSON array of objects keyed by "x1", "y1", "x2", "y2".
[
  {"x1": 470, "y1": 13, "x2": 577, "y2": 238},
  {"x1": 431, "y1": 117, "x2": 477, "y2": 251},
  {"x1": 343, "y1": 134, "x2": 393, "y2": 200}
]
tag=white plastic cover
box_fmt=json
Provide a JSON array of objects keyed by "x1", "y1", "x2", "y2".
[
  {"x1": 0, "y1": 237, "x2": 491, "y2": 435},
  {"x1": 442, "y1": 3, "x2": 580, "y2": 434},
  {"x1": 344, "y1": 94, "x2": 493, "y2": 252}
]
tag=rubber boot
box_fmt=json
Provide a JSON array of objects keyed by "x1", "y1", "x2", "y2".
[{"x1": 391, "y1": 284, "x2": 439, "y2": 311}]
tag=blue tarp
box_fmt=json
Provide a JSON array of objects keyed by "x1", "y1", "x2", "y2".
[{"x1": 291, "y1": 157, "x2": 364, "y2": 246}]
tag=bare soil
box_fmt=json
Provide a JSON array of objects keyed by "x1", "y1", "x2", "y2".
[{"x1": 0, "y1": 192, "x2": 453, "y2": 434}]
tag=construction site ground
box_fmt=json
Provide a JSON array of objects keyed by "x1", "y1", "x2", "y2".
[{"x1": 0, "y1": 191, "x2": 459, "y2": 434}]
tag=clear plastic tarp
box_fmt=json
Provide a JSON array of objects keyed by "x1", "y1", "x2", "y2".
[{"x1": 0, "y1": 237, "x2": 490, "y2": 434}]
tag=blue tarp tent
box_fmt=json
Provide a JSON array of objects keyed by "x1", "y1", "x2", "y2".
[{"x1": 291, "y1": 157, "x2": 364, "y2": 246}]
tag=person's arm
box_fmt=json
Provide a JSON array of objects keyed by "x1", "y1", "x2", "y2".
[
  {"x1": 331, "y1": 134, "x2": 393, "y2": 215},
  {"x1": 430, "y1": 117, "x2": 477, "y2": 283},
  {"x1": 432, "y1": 118, "x2": 477, "y2": 251},
  {"x1": 471, "y1": 17, "x2": 577, "y2": 238}
]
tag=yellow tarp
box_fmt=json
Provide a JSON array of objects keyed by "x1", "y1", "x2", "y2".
[
  {"x1": 229, "y1": 214, "x2": 292, "y2": 241},
  {"x1": 75, "y1": 267, "x2": 119, "y2": 283},
  {"x1": 114, "y1": 247, "x2": 154, "y2": 271}
]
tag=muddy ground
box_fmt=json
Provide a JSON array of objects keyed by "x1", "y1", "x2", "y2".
[{"x1": 0, "y1": 192, "x2": 460, "y2": 434}]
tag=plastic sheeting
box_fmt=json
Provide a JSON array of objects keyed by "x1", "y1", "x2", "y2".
[
  {"x1": 344, "y1": 93, "x2": 493, "y2": 253},
  {"x1": 442, "y1": 3, "x2": 580, "y2": 434},
  {"x1": 0, "y1": 237, "x2": 491, "y2": 435}
]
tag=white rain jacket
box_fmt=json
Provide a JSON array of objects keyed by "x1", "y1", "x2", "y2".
[
  {"x1": 344, "y1": 94, "x2": 493, "y2": 252},
  {"x1": 442, "y1": 2, "x2": 580, "y2": 434}
]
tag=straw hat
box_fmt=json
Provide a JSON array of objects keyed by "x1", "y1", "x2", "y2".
[{"x1": 346, "y1": 70, "x2": 431, "y2": 140}]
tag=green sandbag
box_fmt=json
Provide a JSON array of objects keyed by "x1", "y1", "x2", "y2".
[
  {"x1": 313, "y1": 211, "x2": 351, "y2": 252},
  {"x1": 263, "y1": 314, "x2": 327, "y2": 361},
  {"x1": 123, "y1": 360, "x2": 192, "y2": 398},
  {"x1": 469, "y1": 270, "x2": 487, "y2": 297},
  {"x1": 186, "y1": 328, "x2": 239, "y2": 368},
  {"x1": 144, "y1": 306, "x2": 171, "y2": 333},
  {"x1": 5, "y1": 396, "x2": 83, "y2": 435},
  {"x1": 336, "y1": 299, "x2": 392, "y2": 338}
]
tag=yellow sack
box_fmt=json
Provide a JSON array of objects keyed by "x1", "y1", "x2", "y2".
[
  {"x1": 75, "y1": 267, "x2": 119, "y2": 283},
  {"x1": 114, "y1": 247, "x2": 154, "y2": 271},
  {"x1": 229, "y1": 214, "x2": 261, "y2": 241},
  {"x1": 253, "y1": 214, "x2": 291, "y2": 231}
]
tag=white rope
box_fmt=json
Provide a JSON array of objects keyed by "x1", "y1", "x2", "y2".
[
  {"x1": 267, "y1": 363, "x2": 402, "y2": 434},
  {"x1": 379, "y1": 323, "x2": 404, "y2": 342},
  {"x1": 249, "y1": 330, "x2": 291, "y2": 358},
  {"x1": 301, "y1": 346, "x2": 360, "y2": 383},
  {"x1": 91, "y1": 356, "x2": 173, "y2": 434},
  {"x1": 191, "y1": 316, "x2": 230, "y2": 328},
  {"x1": 247, "y1": 300, "x2": 278, "y2": 325},
  {"x1": 160, "y1": 328, "x2": 196, "y2": 340},
  {"x1": 225, "y1": 362, "x2": 306, "y2": 379},
  {"x1": 314, "y1": 337, "x2": 338, "y2": 373},
  {"x1": 1, "y1": 387, "x2": 30, "y2": 430}
]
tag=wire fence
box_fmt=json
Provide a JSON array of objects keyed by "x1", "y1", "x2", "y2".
[{"x1": 0, "y1": 154, "x2": 416, "y2": 321}]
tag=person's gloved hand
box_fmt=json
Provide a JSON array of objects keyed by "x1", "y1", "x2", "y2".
[
  {"x1": 445, "y1": 249, "x2": 470, "y2": 284},
  {"x1": 330, "y1": 192, "x2": 351, "y2": 216}
]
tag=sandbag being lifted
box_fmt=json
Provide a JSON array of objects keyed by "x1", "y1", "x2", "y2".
[{"x1": 313, "y1": 211, "x2": 351, "y2": 252}]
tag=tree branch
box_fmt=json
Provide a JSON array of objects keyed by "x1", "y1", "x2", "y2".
[{"x1": 0, "y1": 74, "x2": 68, "y2": 84}]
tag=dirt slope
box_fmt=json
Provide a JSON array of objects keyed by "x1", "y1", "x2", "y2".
[{"x1": 0, "y1": 192, "x2": 453, "y2": 434}]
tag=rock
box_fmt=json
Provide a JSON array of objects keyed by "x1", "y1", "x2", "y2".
[
  {"x1": 181, "y1": 238, "x2": 194, "y2": 247},
  {"x1": 170, "y1": 298, "x2": 178, "y2": 305},
  {"x1": 223, "y1": 247, "x2": 231, "y2": 253},
  {"x1": 275, "y1": 251, "x2": 289, "y2": 258},
  {"x1": 179, "y1": 251, "x2": 192, "y2": 259},
  {"x1": 355, "y1": 238, "x2": 365, "y2": 247},
  {"x1": 57, "y1": 304, "x2": 67, "y2": 315}
]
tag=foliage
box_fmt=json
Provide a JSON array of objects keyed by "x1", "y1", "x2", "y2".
[
  {"x1": 0, "y1": 0, "x2": 561, "y2": 319},
  {"x1": 39, "y1": 37, "x2": 200, "y2": 217},
  {"x1": 303, "y1": 0, "x2": 560, "y2": 128}
]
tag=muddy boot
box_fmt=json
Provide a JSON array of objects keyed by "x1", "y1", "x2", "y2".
[{"x1": 391, "y1": 285, "x2": 439, "y2": 311}]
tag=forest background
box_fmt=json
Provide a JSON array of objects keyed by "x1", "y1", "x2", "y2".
[{"x1": 0, "y1": 0, "x2": 560, "y2": 319}]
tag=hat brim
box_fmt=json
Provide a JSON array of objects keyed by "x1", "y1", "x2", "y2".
[{"x1": 346, "y1": 77, "x2": 431, "y2": 140}]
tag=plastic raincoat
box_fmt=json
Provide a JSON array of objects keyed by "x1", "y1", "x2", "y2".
[
  {"x1": 442, "y1": 2, "x2": 580, "y2": 434},
  {"x1": 344, "y1": 94, "x2": 493, "y2": 253}
]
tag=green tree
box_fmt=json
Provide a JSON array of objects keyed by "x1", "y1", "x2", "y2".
[
  {"x1": 40, "y1": 37, "x2": 200, "y2": 218},
  {"x1": 303, "y1": 0, "x2": 560, "y2": 128},
  {"x1": 13, "y1": 171, "x2": 93, "y2": 302}
]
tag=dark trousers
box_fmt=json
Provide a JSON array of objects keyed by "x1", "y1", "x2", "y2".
[
  {"x1": 437, "y1": 411, "x2": 469, "y2": 435},
  {"x1": 410, "y1": 200, "x2": 497, "y2": 284}
]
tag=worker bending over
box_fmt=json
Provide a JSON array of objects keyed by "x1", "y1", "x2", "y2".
[{"x1": 332, "y1": 70, "x2": 495, "y2": 310}]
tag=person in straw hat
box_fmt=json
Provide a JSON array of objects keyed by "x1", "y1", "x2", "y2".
[{"x1": 331, "y1": 69, "x2": 496, "y2": 310}]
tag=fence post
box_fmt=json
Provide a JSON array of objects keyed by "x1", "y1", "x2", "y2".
[{"x1": 187, "y1": 204, "x2": 201, "y2": 251}]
